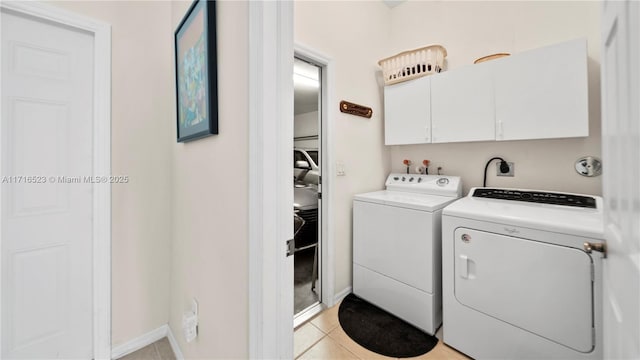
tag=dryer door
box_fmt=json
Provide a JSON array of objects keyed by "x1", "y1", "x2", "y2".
[{"x1": 453, "y1": 228, "x2": 594, "y2": 353}]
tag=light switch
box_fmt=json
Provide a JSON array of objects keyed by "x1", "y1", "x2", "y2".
[{"x1": 336, "y1": 161, "x2": 346, "y2": 176}]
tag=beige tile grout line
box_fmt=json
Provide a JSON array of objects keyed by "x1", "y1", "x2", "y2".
[
  {"x1": 296, "y1": 322, "x2": 327, "y2": 360},
  {"x1": 296, "y1": 323, "x2": 365, "y2": 360},
  {"x1": 294, "y1": 323, "x2": 328, "y2": 359},
  {"x1": 324, "y1": 326, "x2": 366, "y2": 360}
]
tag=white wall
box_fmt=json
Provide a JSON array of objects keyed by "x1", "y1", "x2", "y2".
[
  {"x1": 388, "y1": 1, "x2": 602, "y2": 195},
  {"x1": 295, "y1": 1, "x2": 392, "y2": 296},
  {"x1": 295, "y1": 111, "x2": 319, "y2": 138},
  {"x1": 48, "y1": 1, "x2": 174, "y2": 347},
  {"x1": 294, "y1": 111, "x2": 318, "y2": 148},
  {"x1": 169, "y1": 1, "x2": 249, "y2": 358}
]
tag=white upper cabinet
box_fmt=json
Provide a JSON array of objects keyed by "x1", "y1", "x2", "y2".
[
  {"x1": 383, "y1": 38, "x2": 588, "y2": 145},
  {"x1": 494, "y1": 39, "x2": 589, "y2": 141},
  {"x1": 384, "y1": 76, "x2": 431, "y2": 145},
  {"x1": 431, "y1": 63, "x2": 495, "y2": 143}
]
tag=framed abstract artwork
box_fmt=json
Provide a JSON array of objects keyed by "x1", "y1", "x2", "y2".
[{"x1": 174, "y1": 0, "x2": 218, "y2": 142}]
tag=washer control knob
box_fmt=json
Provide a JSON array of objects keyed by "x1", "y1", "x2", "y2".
[
  {"x1": 418, "y1": 177, "x2": 422, "y2": 183},
  {"x1": 436, "y1": 178, "x2": 449, "y2": 186},
  {"x1": 402, "y1": 176, "x2": 406, "y2": 181},
  {"x1": 409, "y1": 177, "x2": 414, "y2": 182},
  {"x1": 393, "y1": 177, "x2": 399, "y2": 181}
]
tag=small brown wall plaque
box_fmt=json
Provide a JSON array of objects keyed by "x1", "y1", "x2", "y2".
[{"x1": 340, "y1": 101, "x2": 372, "y2": 119}]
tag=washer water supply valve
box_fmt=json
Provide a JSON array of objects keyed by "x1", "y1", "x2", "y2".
[
  {"x1": 403, "y1": 159, "x2": 412, "y2": 174},
  {"x1": 422, "y1": 159, "x2": 430, "y2": 175}
]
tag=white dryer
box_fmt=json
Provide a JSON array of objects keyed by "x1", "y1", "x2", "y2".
[
  {"x1": 442, "y1": 188, "x2": 604, "y2": 359},
  {"x1": 353, "y1": 173, "x2": 462, "y2": 335}
]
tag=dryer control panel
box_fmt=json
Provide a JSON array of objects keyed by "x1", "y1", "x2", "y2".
[
  {"x1": 385, "y1": 173, "x2": 462, "y2": 198},
  {"x1": 473, "y1": 188, "x2": 597, "y2": 209}
]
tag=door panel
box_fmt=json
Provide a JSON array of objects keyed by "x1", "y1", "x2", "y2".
[
  {"x1": 1, "y1": 9, "x2": 94, "y2": 359},
  {"x1": 11, "y1": 42, "x2": 70, "y2": 80},
  {"x1": 11, "y1": 245, "x2": 68, "y2": 350},
  {"x1": 453, "y1": 228, "x2": 593, "y2": 352},
  {"x1": 10, "y1": 99, "x2": 69, "y2": 215}
]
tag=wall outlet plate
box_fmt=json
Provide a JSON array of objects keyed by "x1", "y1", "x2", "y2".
[{"x1": 496, "y1": 162, "x2": 515, "y2": 177}]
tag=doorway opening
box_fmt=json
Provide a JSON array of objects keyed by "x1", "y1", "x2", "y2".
[{"x1": 293, "y1": 57, "x2": 322, "y2": 320}]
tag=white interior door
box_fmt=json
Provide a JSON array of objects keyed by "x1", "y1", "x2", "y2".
[
  {"x1": 601, "y1": 1, "x2": 640, "y2": 359},
  {"x1": 1, "y1": 8, "x2": 94, "y2": 359}
]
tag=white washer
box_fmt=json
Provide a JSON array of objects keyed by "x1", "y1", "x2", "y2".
[
  {"x1": 353, "y1": 173, "x2": 462, "y2": 335},
  {"x1": 442, "y1": 188, "x2": 604, "y2": 359}
]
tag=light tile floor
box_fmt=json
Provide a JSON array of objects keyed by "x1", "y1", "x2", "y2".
[
  {"x1": 117, "y1": 337, "x2": 176, "y2": 360},
  {"x1": 117, "y1": 302, "x2": 467, "y2": 360},
  {"x1": 295, "y1": 301, "x2": 470, "y2": 360}
]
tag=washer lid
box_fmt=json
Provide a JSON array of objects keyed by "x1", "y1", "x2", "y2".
[
  {"x1": 443, "y1": 187, "x2": 604, "y2": 239},
  {"x1": 354, "y1": 190, "x2": 459, "y2": 212}
]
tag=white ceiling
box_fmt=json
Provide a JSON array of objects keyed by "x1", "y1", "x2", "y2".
[{"x1": 294, "y1": 58, "x2": 320, "y2": 115}]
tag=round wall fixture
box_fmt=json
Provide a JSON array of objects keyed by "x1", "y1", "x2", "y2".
[{"x1": 575, "y1": 156, "x2": 602, "y2": 177}]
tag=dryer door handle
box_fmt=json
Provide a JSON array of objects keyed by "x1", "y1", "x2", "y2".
[{"x1": 458, "y1": 254, "x2": 469, "y2": 279}]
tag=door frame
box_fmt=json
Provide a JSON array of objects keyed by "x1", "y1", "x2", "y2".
[
  {"x1": 0, "y1": 2, "x2": 111, "y2": 359},
  {"x1": 248, "y1": 1, "x2": 295, "y2": 358},
  {"x1": 294, "y1": 44, "x2": 336, "y2": 309}
]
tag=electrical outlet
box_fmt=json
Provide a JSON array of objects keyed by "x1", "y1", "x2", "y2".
[
  {"x1": 497, "y1": 162, "x2": 515, "y2": 177},
  {"x1": 183, "y1": 298, "x2": 199, "y2": 343}
]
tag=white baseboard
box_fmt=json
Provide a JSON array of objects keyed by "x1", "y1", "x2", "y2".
[
  {"x1": 166, "y1": 325, "x2": 185, "y2": 360},
  {"x1": 111, "y1": 324, "x2": 184, "y2": 360},
  {"x1": 334, "y1": 286, "x2": 352, "y2": 304},
  {"x1": 111, "y1": 325, "x2": 168, "y2": 359}
]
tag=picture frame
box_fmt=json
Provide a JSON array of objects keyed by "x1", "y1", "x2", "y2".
[{"x1": 174, "y1": 0, "x2": 218, "y2": 142}]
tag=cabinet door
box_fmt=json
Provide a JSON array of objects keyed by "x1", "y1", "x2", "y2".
[
  {"x1": 431, "y1": 64, "x2": 495, "y2": 143},
  {"x1": 494, "y1": 39, "x2": 588, "y2": 141},
  {"x1": 384, "y1": 76, "x2": 431, "y2": 145}
]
